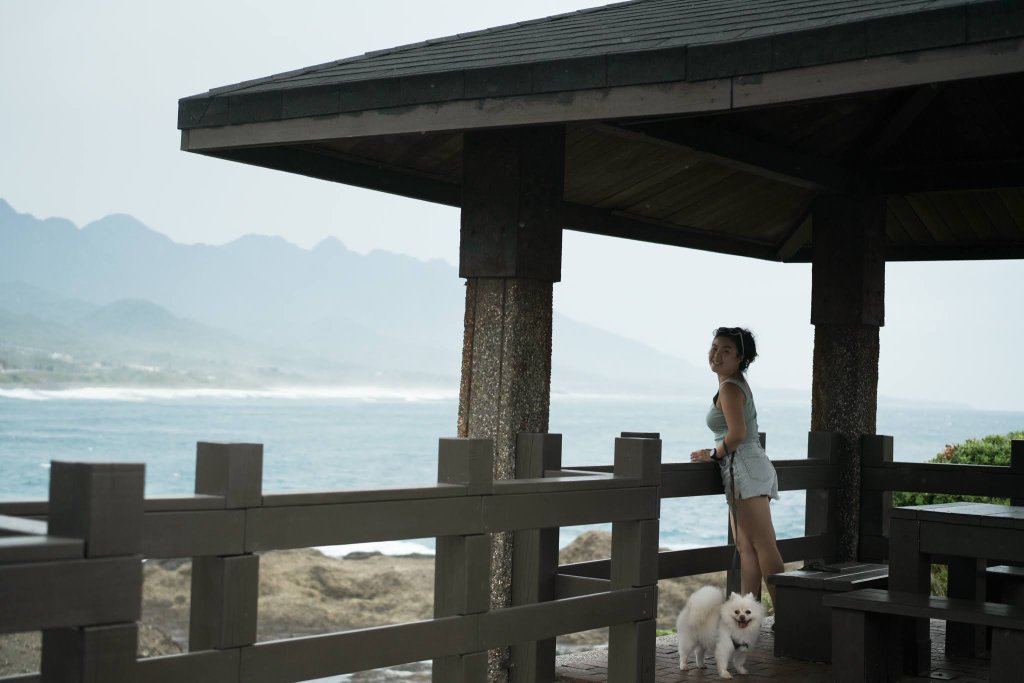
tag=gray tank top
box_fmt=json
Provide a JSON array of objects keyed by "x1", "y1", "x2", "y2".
[{"x1": 705, "y1": 378, "x2": 760, "y2": 444}]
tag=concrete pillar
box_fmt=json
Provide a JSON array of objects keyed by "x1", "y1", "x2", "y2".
[
  {"x1": 810, "y1": 194, "x2": 886, "y2": 561},
  {"x1": 457, "y1": 125, "x2": 564, "y2": 683}
]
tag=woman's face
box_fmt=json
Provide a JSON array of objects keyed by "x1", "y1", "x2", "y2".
[{"x1": 709, "y1": 335, "x2": 743, "y2": 376}]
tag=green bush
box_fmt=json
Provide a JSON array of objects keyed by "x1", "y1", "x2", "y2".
[
  {"x1": 891, "y1": 431, "x2": 1023, "y2": 508},
  {"x1": 891, "y1": 430, "x2": 1022, "y2": 595}
]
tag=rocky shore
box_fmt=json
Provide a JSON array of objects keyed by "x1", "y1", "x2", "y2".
[{"x1": 0, "y1": 531, "x2": 728, "y2": 679}]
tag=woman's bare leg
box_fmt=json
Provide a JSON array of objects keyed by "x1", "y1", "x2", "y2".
[
  {"x1": 733, "y1": 496, "x2": 785, "y2": 605},
  {"x1": 729, "y1": 509, "x2": 763, "y2": 597}
]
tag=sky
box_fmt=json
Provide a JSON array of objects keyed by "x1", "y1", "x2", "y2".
[{"x1": 2, "y1": 0, "x2": 1023, "y2": 411}]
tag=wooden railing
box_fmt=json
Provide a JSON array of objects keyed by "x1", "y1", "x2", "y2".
[
  {"x1": 858, "y1": 435, "x2": 1024, "y2": 561},
  {"x1": 558, "y1": 431, "x2": 840, "y2": 586},
  {"x1": 3, "y1": 433, "x2": 1021, "y2": 683},
  {"x1": 0, "y1": 434, "x2": 662, "y2": 683}
]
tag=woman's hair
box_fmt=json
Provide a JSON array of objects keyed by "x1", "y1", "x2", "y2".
[{"x1": 713, "y1": 327, "x2": 758, "y2": 372}]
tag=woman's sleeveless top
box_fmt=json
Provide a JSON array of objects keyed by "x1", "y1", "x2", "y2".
[{"x1": 705, "y1": 378, "x2": 759, "y2": 444}]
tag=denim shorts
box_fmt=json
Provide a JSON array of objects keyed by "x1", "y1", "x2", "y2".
[{"x1": 719, "y1": 441, "x2": 779, "y2": 501}]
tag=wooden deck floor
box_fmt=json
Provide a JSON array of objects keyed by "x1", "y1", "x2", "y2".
[{"x1": 555, "y1": 620, "x2": 991, "y2": 682}]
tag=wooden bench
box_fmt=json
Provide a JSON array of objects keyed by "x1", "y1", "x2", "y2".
[
  {"x1": 823, "y1": 588, "x2": 1024, "y2": 683},
  {"x1": 766, "y1": 561, "x2": 888, "y2": 662},
  {"x1": 988, "y1": 565, "x2": 1024, "y2": 606}
]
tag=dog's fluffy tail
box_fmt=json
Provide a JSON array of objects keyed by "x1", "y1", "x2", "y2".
[{"x1": 682, "y1": 585, "x2": 724, "y2": 628}]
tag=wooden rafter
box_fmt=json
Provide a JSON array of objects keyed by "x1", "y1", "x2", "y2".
[
  {"x1": 609, "y1": 119, "x2": 862, "y2": 194},
  {"x1": 877, "y1": 159, "x2": 1024, "y2": 194},
  {"x1": 558, "y1": 201, "x2": 776, "y2": 260}
]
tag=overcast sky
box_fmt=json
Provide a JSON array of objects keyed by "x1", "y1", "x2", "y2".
[{"x1": 2, "y1": 0, "x2": 1023, "y2": 411}]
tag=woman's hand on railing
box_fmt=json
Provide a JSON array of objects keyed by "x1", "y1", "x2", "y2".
[{"x1": 690, "y1": 449, "x2": 713, "y2": 463}]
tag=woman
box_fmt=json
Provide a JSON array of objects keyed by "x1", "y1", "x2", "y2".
[{"x1": 690, "y1": 326, "x2": 784, "y2": 606}]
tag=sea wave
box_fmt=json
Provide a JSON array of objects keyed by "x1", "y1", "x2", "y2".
[
  {"x1": 0, "y1": 385, "x2": 458, "y2": 402},
  {"x1": 317, "y1": 540, "x2": 436, "y2": 558}
]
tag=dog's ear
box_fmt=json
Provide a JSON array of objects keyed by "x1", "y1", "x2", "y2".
[{"x1": 729, "y1": 592, "x2": 740, "y2": 600}]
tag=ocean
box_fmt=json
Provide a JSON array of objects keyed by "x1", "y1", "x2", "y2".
[{"x1": 3, "y1": 388, "x2": 1022, "y2": 555}]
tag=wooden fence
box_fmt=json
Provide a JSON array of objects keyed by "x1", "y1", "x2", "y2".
[
  {"x1": 1, "y1": 433, "x2": 1021, "y2": 683},
  {"x1": 0, "y1": 434, "x2": 661, "y2": 683}
]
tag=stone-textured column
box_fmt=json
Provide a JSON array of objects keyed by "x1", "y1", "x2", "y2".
[
  {"x1": 810, "y1": 194, "x2": 886, "y2": 561},
  {"x1": 458, "y1": 125, "x2": 564, "y2": 683}
]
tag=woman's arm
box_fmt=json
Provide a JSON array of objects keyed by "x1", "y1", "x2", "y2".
[{"x1": 716, "y1": 382, "x2": 747, "y2": 453}]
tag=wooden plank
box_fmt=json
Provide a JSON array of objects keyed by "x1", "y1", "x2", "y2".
[
  {"x1": 559, "y1": 201, "x2": 777, "y2": 261},
  {"x1": 660, "y1": 460, "x2": 836, "y2": 498},
  {"x1": 613, "y1": 436, "x2": 661, "y2": 487},
  {"x1": 822, "y1": 588, "x2": 1024, "y2": 630},
  {"x1": 239, "y1": 616, "x2": 478, "y2": 683},
  {"x1": 190, "y1": 554, "x2": 259, "y2": 650},
  {"x1": 195, "y1": 442, "x2": 263, "y2": 509},
  {"x1": 183, "y1": 78, "x2": 731, "y2": 149},
  {"x1": 437, "y1": 438, "x2": 493, "y2": 496},
  {"x1": 734, "y1": 37, "x2": 1024, "y2": 109},
  {"x1": 612, "y1": 519, "x2": 659, "y2": 589},
  {"x1": 614, "y1": 119, "x2": 861, "y2": 193},
  {"x1": 510, "y1": 432, "x2": 561, "y2": 683},
  {"x1": 143, "y1": 510, "x2": 245, "y2": 558},
  {"x1": 0, "y1": 514, "x2": 46, "y2": 536},
  {"x1": 137, "y1": 649, "x2": 240, "y2": 683},
  {"x1": 480, "y1": 588, "x2": 655, "y2": 648},
  {"x1": 482, "y1": 488, "x2": 658, "y2": 532},
  {"x1": 0, "y1": 499, "x2": 47, "y2": 517},
  {"x1": 608, "y1": 618, "x2": 656, "y2": 683},
  {"x1": 245, "y1": 497, "x2": 482, "y2": 551},
  {"x1": 0, "y1": 557, "x2": 141, "y2": 633},
  {"x1": 863, "y1": 463, "x2": 1024, "y2": 499},
  {"x1": 144, "y1": 495, "x2": 225, "y2": 512},
  {"x1": 49, "y1": 462, "x2": 145, "y2": 558},
  {"x1": 262, "y1": 483, "x2": 466, "y2": 507},
  {"x1": 0, "y1": 535, "x2": 83, "y2": 565},
  {"x1": 434, "y1": 534, "x2": 490, "y2": 618},
  {"x1": 920, "y1": 522, "x2": 1024, "y2": 564},
  {"x1": 555, "y1": 574, "x2": 611, "y2": 599},
  {"x1": 41, "y1": 623, "x2": 137, "y2": 683}
]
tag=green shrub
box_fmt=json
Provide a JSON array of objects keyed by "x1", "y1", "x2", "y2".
[
  {"x1": 891, "y1": 431, "x2": 1022, "y2": 595},
  {"x1": 891, "y1": 431, "x2": 1023, "y2": 508}
]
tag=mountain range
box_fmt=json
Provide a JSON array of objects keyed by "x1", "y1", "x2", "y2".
[{"x1": 0, "y1": 198, "x2": 709, "y2": 394}]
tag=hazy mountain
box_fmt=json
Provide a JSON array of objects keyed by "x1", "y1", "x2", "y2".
[{"x1": 0, "y1": 198, "x2": 706, "y2": 393}]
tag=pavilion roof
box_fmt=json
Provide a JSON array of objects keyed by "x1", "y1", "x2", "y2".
[{"x1": 178, "y1": 0, "x2": 1024, "y2": 262}]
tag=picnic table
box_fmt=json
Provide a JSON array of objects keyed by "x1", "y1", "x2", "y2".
[{"x1": 889, "y1": 502, "x2": 1024, "y2": 671}]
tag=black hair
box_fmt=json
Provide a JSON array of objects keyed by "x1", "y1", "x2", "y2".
[{"x1": 713, "y1": 327, "x2": 758, "y2": 373}]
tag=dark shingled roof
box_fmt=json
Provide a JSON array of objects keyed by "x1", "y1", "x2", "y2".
[
  {"x1": 180, "y1": 0, "x2": 1023, "y2": 129},
  {"x1": 177, "y1": 0, "x2": 1024, "y2": 262}
]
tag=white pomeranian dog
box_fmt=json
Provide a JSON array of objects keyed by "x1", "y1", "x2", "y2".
[{"x1": 676, "y1": 585, "x2": 765, "y2": 678}]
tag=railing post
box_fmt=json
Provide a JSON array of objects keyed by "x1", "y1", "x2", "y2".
[
  {"x1": 807, "y1": 432, "x2": 840, "y2": 562},
  {"x1": 510, "y1": 433, "x2": 562, "y2": 683},
  {"x1": 189, "y1": 443, "x2": 263, "y2": 653},
  {"x1": 608, "y1": 435, "x2": 661, "y2": 683},
  {"x1": 42, "y1": 462, "x2": 145, "y2": 683},
  {"x1": 859, "y1": 435, "x2": 893, "y2": 562},
  {"x1": 1012, "y1": 440, "x2": 1024, "y2": 507},
  {"x1": 434, "y1": 438, "x2": 493, "y2": 683}
]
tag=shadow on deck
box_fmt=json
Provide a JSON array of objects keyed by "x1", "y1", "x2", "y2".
[{"x1": 556, "y1": 620, "x2": 990, "y2": 682}]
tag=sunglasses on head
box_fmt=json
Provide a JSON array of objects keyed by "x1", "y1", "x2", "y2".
[{"x1": 713, "y1": 327, "x2": 745, "y2": 357}]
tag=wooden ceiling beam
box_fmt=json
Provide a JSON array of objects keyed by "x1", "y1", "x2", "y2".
[
  {"x1": 858, "y1": 84, "x2": 941, "y2": 162},
  {"x1": 606, "y1": 119, "x2": 863, "y2": 194},
  {"x1": 876, "y1": 159, "x2": 1024, "y2": 194},
  {"x1": 200, "y1": 145, "x2": 462, "y2": 207},
  {"x1": 559, "y1": 201, "x2": 777, "y2": 261}
]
